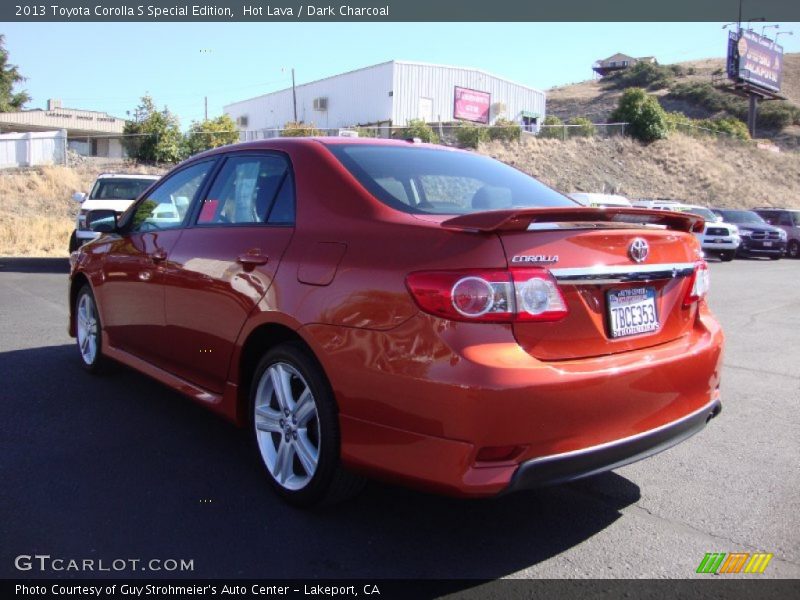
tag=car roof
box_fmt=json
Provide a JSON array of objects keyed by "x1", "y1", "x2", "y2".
[{"x1": 189, "y1": 136, "x2": 461, "y2": 161}]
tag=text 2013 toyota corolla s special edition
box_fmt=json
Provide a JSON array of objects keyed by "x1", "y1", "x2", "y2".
[{"x1": 68, "y1": 138, "x2": 724, "y2": 506}]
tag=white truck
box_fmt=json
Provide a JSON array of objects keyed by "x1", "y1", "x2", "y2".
[{"x1": 69, "y1": 173, "x2": 160, "y2": 252}]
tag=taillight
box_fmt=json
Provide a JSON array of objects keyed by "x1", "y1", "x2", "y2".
[
  {"x1": 406, "y1": 268, "x2": 568, "y2": 323},
  {"x1": 684, "y1": 261, "x2": 710, "y2": 306}
]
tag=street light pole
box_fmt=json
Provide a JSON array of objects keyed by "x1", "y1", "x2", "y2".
[{"x1": 292, "y1": 68, "x2": 298, "y2": 123}]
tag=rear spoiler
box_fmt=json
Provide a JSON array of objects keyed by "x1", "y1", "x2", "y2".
[{"x1": 441, "y1": 207, "x2": 705, "y2": 233}]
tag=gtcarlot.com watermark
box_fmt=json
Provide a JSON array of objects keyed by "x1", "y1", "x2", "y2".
[{"x1": 14, "y1": 554, "x2": 194, "y2": 573}]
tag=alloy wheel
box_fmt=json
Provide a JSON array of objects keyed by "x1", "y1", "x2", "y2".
[
  {"x1": 253, "y1": 362, "x2": 320, "y2": 491},
  {"x1": 76, "y1": 292, "x2": 99, "y2": 365}
]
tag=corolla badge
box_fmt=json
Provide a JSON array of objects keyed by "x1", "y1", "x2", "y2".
[
  {"x1": 628, "y1": 238, "x2": 649, "y2": 263},
  {"x1": 511, "y1": 255, "x2": 559, "y2": 264}
]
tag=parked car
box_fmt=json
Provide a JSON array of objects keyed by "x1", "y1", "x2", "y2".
[
  {"x1": 752, "y1": 208, "x2": 800, "y2": 259},
  {"x1": 69, "y1": 138, "x2": 723, "y2": 506},
  {"x1": 69, "y1": 173, "x2": 161, "y2": 253},
  {"x1": 712, "y1": 209, "x2": 787, "y2": 260},
  {"x1": 568, "y1": 192, "x2": 632, "y2": 208},
  {"x1": 668, "y1": 205, "x2": 741, "y2": 262}
]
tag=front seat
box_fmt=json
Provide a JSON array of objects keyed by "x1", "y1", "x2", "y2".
[{"x1": 471, "y1": 186, "x2": 513, "y2": 210}]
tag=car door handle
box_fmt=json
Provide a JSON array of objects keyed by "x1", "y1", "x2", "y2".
[
  {"x1": 237, "y1": 253, "x2": 269, "y2": 267},
  {"x1": 150, "y1": 249, "x2": 168, "y2": 263}
]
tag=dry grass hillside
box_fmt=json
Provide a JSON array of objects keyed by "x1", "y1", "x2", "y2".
[
  {"x1": 0, "y1": 161, "x2": 165, "y2": 257},
  {"x1": 547, "y1": 53, "x2": 800, "y2": 145},
  {"x1": 1, "y1": 134, "x2": 798, "y2": 257},
  {"x1": 481, "y1": 133, "x2": 800, "y2": 208}
]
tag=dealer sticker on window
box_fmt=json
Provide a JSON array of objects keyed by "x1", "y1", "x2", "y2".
[{"x1": 607, "y1": 286, "x2": 659, "y2": 338}]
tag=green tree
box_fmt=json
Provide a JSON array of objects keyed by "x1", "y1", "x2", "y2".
[
  {"x1": 611, "y1": 88, "x2": 668, "y2": 143},
  {"x1": 538, "y1": 115, "x2": 564, "y2": 139},
  {"x1": 0, "y1": 35, "x2": 31, "y2": 112},
  {"x1": 185, "y1": 114, "x2": 240, "y2": 156},
  {"x1": 123, "y1": 95, "x2": 183, "y2": 163}
]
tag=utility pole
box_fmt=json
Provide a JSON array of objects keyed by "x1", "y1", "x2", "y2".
[
  {"x1": 204, "y1": 96, "x2": 208, "y2": 121},
  {"x1": 292, "y1": 68, "x2": 298, "y2": 123}
]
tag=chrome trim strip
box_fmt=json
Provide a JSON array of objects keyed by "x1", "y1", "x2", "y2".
[
  {"x1": 522, "y1": 397, "x2": 720, "y2": 466},
  {"x1": 551, "y1": 262, "x2": 695, "y2": 285}
]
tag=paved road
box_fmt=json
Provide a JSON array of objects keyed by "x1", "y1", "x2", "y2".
[{"x1": 0, "y1": 257, "x2": 798, "y2": 580}]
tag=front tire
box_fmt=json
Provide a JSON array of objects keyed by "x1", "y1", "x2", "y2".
[
  {"x1": 75, "y1": 284, "x2": 106, "y2": 373},
  {"x1": 249, "y1": 343, "x2": 365, "y2": 507},
  {"x1": 787, "y1": 240, "x2": 799, "y2": 259},
  {"x1": 68, "y1": 230, "x2": 80, "y2": 253},
  {"x1": 719, "y1": 251, "x2": 735, "y2": 262}
]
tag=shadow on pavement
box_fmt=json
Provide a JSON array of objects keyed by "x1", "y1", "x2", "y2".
[
  {"x1": 1, "y1": 344, "x2": 641, "y2": 581},
  {"x1": 0, "y1": 257, "x2": 70, "y2": 273}
]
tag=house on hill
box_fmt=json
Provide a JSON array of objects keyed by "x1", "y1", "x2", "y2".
[{"x1": 592, "y1": 54, "x2": 658, "y2": 77}]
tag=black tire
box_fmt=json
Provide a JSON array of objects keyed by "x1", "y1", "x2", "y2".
[
  {"x1": 769, "y1": 255, "x2": 781, "y2": 261},
  {"x1": 249, "y1": 342, "x2": 366, "y2": 507},
  {"x1": 719, "y1": 251, "x2": 735, "y2": 262},
  {"x1": 74, "y1": 284, "x2": 107, "y2": 374},
  {"x1": 68, "y1": 230, "x2": 79, "y2": 253},
  {"x1": 788, "y1": 240, "x2": 799, "y2": 259}
]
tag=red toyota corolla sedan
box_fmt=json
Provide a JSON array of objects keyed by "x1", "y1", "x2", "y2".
[{"x1": 69, "y1": 138, "x2": 723, "y2": 506}]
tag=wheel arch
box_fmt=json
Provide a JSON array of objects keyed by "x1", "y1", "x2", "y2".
[
  {"x1": 68, "y1": 272, "x2": 92, "y2": 338},
  {"x1": 234, "y1": 321, "x2": 332, "y2": 426}
]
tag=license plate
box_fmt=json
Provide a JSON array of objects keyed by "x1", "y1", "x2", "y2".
[
  {"x1": 607, "y1": 287, "x2": 660, "y2": 339},
  {"x1": 763, "y1": 241, "x2": 773, "y2": 247},
  {"x1": 714, "y1": 238, "x2": 725, "y2": 243}
]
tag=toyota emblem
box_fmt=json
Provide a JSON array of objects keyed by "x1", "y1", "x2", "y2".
[{"x1": 629, "y1": 238, "x2": 649, "y2": 263}]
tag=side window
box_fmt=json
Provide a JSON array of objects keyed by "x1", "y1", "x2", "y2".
[
  {"x1": 197, "y1": 155, "x2": 290, "y2": 225},
  {"x1": 779, "y1": 213, "x2": 793, "y2": 226},
  {"x1": 129, "y1": 161, "x2": 214, "y2": 233},
  {"x1": 266, "y1": 173, "x2": 295, "y2": 225}
]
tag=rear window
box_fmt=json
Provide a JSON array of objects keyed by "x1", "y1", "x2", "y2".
[
  {"x1": 327, "y1": 144, "x2": 574, "y2": 214},
  {"x1": 89, "y1": 178, "x2": 155, "y2": 201}
]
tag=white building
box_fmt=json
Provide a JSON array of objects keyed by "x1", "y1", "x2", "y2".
[
  {"x1": 224, "y1": 60, "x2": 546, "y2": 137},
  {"x1": 0, "y1": 99, "x2": 127, "y2": 158}
]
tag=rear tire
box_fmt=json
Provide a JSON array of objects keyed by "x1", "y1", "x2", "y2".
[
  {"x1": 788, "y1": 240, "x2": 799, "y2": 259},
  {"x1": 249, "y1": 342, "x2": 366, "y2": 507},
  {"x1": 74, "y1": 284, "x2": 107, "y2": 373}
]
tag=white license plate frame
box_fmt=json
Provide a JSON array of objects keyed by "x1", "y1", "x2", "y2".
[{"x1": 607, "y1": 286, "x2": 660, "y2": 339}]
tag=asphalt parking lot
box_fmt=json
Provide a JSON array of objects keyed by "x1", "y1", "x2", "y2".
[{"x1": 0, "y1": 256, "x2": 798, "y2": 580}]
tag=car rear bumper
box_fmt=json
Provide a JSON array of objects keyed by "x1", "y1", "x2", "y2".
[
  {"x1": 505, "y1": 396, "x2": 721, "y2": 492},
  {"x1": 738, "y1": 240, "x2": 786, "y2": 256},
  {"x1": 305, "y1": 308, "x2": 724, "y2": 497}
]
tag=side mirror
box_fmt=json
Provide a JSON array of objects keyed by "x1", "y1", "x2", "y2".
[
  {"x1": 72, "y1": 192, "x2": 87, "y2": 203},
  {"x1": 86, "y1": 209, "x2": 118, "y2": 233}
]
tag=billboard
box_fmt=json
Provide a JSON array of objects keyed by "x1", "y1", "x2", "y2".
[
  {"x1": 454, "y1": 87, "x2": 490, "y2": 124},
  {"x1": 727, "y1": 29, "x2": 784, "y2": 92}
]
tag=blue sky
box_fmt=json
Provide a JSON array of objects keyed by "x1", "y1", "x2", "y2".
[{"x1": 3, "y1": 22, "x2": 799, "y2": 127}]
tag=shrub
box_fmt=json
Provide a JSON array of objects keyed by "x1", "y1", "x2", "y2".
[
  {"x1": 455, "y1": 122, "x2": 489, "y2": 148},
  {"x1": 567, "y1": 117, "x2": 596, "y2": 138},
  {"x1": 280, "y1": 121, "x2": 323, "y2": 137},
  {"x1": 604, "y1": 62, "x2": 676, "y2": 91},
  {"x1": 396, "y1": 119, "x2": 438, "y2": 143},
  {"x1": 488, "y1": 118, "x2": 521, "y2": 142},
  {"x1": 353, "y1": 126, "x2": 379, "y2": 138},
  {"x1": 611, "y1": 88, "x2": 669, "y2": 143},
  {"x1": 705, "y1": 117, "x2": 750, "y2": 140},
  {"x1": 539, "y1": 115, "x2": 564, "y2": 139}
]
